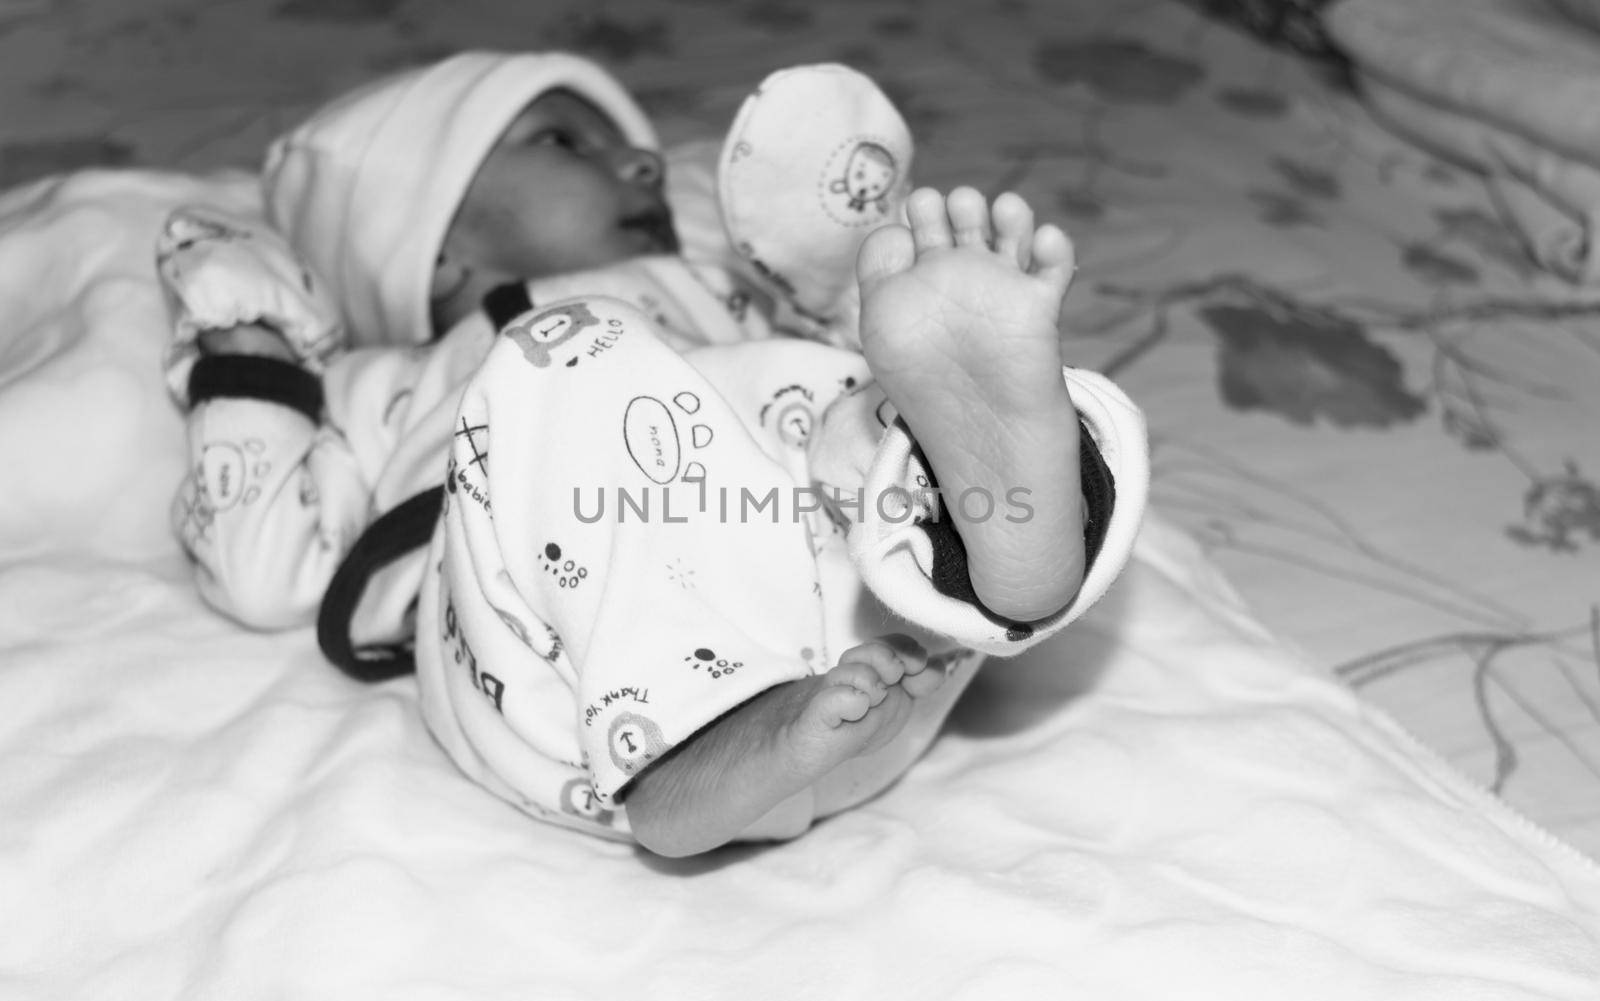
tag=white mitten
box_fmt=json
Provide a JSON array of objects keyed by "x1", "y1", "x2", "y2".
[
  {"x1": 717, "y1": 64, "x2": 913, "y2": 348},
  {"x1": 156, "y1": 205, "x2": 345, "y2": 405},
  {"x1": 665, "y1": 139, "x2": 737, "y2": 273}
]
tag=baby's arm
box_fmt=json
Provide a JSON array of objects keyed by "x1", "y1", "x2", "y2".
[
  {"x1": 158, "y1": 207, "x2": 369, "y2": 630},
  {"x1": 175, "y1": 364, "x2": 371, "y2": 629}
]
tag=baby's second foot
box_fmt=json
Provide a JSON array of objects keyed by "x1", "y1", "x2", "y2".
[
  {"x1": 856, "y1": 186, "x2": 1084, "y2": 623},
  {"x1": 623, "y1": 637, "x2": 941, "y2": 857}
]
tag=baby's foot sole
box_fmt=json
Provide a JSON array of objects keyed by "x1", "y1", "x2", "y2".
[{"x1": 857, "y1": 187, "x2": 1085, "y2": 623}]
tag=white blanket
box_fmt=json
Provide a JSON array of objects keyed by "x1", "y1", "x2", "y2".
[
  {"x1": 1327, "y1": 0, "x2": 1600, "y2": 282},
  {"x1": 3, "y1": 170, "x2": 1598, "y2": 1000},
  {"x1": 0, "y1": 167, "x2": 260, "y2": 565}
]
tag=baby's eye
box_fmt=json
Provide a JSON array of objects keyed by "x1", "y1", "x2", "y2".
[{"x1": 530, "y1": 128, "x2": 580, "y2": 150}]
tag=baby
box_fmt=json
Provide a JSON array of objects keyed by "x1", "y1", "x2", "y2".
[{"x1": 160, "y1": 53, "x2": 1147, "y2": 856}]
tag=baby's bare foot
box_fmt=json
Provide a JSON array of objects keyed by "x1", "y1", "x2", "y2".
[
  {"x1": 856, "y1": 186, "x2": 1084, "y2": 623},
  {"x1": 624, "y1": 637, "x2": 941, "y2": 857}
]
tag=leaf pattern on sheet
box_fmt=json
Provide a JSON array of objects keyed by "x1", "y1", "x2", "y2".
[
  {"x1": 1099, "y1": 252, "x2": 1600, "y2": 825},
  {"x1": 1272, "y1": 157, "x2": 1342, "y2": 201},
  {"x1": 1053, "y1": 0, "x2": 1600, "y2": 858},
  {"x1": 1509, "y1": 461, "x2": 1600, "y2": 553},
  {"x1": 1098, "y1": 278, "x2": 1426, "y2": 429},
  {"x1": 1055, "y1": 187, "x2": 1107, "y2": 222},
  {"x1": 545, "y1": 12, "x2": 672, "y2": 61},
  {"x1": 1401, "y1": 242, "x2": 1481, "y2": 286},
  {"x1": 869, "y1": 12, "x2": 919, "y2": 38},
  {"x1": 1248, "y1": 190, "x2": 1326, "y2": 228},
  {"x1": 1033, "y1": 38, "x2": 1206, "y2": 103},
  {"x1": 1431, "y1": 207, "x2": 1540, "y2": 279},
  {"x1": 1215, "y1": 86, "x2": 1291, "y2": 119},
  {"x1": 1199, "y1": 301, "x2": 1427, "y2": 427},
  {"x1": 1248, "y1": 159, "x2": 1343, "y2": 228},
  {"x1": 274, "y1": 0, "x2": 405, "y2": 22},
  {"x1": 740, "y1": 1, "x2": 815, "y2": 31}
]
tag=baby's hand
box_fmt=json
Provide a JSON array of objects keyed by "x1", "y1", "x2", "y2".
[
  {"x1": 156, "y1": 205, "x2": 345, "y2": 370},
  {"x1": 197, "y1": 322, "x2": 298, "y2": 363},
  {"x1": 156, "y1": 205, "x2": 344, "y2": 406}
]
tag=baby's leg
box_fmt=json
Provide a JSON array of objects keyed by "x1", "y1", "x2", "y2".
[
  {"x1": 856, "y1": 187, "x2": 1083, "y2": 624},
  {"x1": 625, "y1": 637, "x2": 947, "y2": 858}
]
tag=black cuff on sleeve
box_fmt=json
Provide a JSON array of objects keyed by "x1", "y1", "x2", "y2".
[
  {"x1": 188, "y1": 354, "x2": 324, "y2": 422},
  {"x1": 915, "y1": 417, "x2": 1117, "y2": 641},
  {"x1": 316, "y1": 485, "x2": 445, "y2": 682},
  {"x1": 482, "y1": 281, "x2": 535, "y2": 330}
]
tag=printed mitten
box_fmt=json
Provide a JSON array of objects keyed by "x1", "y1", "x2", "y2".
[
  {"x1": 156, "y1": 205, "x2": 344, "y2": 405},
  {"x1": 845, "y1": 368, "x2": 1150, "y2": 655},
  {"x1": 718, "y1": 64, "x2": 913, "y2": 348},
  {"x1": 664, "y1": 139, "x2": 737, "y2": 273}
]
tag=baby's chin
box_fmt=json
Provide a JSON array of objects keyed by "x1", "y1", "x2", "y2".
[
  {"x1": 541, "y1": 220, "x2": 680, "y2": 278},
  {"x1": 618, "y1": 211, "x2": 680, "y2": 255}
]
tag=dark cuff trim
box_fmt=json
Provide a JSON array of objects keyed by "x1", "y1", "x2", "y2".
[
  {"x1": 483, "y1": 281, "x2": 535, "y2": 330},
  {"x1": 916, "y1": 417, "x2": 1116, "y2": 641},
  {"x1": 316, "y1": 485, "x2": 445, "y2": 682},
  {"x1": 188, "y1": 354, "x2": 323, "y2": 422}
]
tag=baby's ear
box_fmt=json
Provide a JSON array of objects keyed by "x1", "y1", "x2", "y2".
[{"x1": 430, "y1": 251, "x2": 471, "y2": 301}]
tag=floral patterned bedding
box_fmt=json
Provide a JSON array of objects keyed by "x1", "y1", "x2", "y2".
[{"x1": 2, "y1": 0, "x2": 1596, "y2": 866}]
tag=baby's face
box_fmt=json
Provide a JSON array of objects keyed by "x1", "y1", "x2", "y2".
[{"x1": 443, "y1": 90, "x2": 677, "y2": 283}]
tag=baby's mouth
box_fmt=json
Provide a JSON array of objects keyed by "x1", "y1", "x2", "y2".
[{"x1": 622, "y1": 210, "x2": 680, "y2": 254}]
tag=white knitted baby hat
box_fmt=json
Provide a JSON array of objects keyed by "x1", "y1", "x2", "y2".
[{"x1": 262, "y1": 51, "x2": 659, "y2": 347}]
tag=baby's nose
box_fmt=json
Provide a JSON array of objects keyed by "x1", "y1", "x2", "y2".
[{"x1": 615, "y1": 146, "x2": 664, "y2": 190}]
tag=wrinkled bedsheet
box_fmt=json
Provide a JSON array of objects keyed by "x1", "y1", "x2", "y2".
[
  {"x1": 4, "y1": 436, "x2": 1598, "y2": 998},
  {"x1": 3, "y1": 0, "x2": 1600, "y2": 997},
  {"x1": 1328, "y1": 0, "x2": 1600, "y2": 283}
]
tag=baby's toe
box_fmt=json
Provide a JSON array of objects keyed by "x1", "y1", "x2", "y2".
[
  {"x1": 991, "y1": 192, "x2": 1036, "y2": 269},
  {"x1": 811, "y1": 681, "x2": 874, "y2": 727},
  {"x1": 946, "y1": 186, "x2": 992, "y2": 249},
  {"x1": 901, "y1": 658, "x2": 949, "y2": 700},
  {"x1": 908, "y1": 187, "x2": 955, "y2": 253},
  {"x1": 1028, "y1": 223, "x2": 1077, "y2": 294},
  {"x1": 824, "y1": 659, "x2": 891, "y2": 708},
  {"x1": 836, "y1": 635, "x2": 928, "y2": 688},
  {"x1": 856, "y1": 224, "x2": 917, "y2": 291}
]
